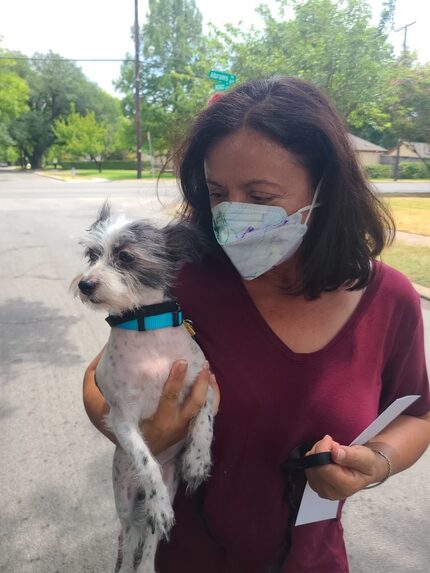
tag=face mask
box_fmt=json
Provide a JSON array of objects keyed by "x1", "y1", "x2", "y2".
[{"x1": 211, "y1": 181, "x2": 321, "y2": 280}]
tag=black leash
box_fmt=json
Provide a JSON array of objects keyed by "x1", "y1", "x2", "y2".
[{"x1": 268, "y1": 447, "x2": 335, "y2": 573}]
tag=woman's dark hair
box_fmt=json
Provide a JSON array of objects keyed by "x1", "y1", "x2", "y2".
[{"x1": 175, "y1": 76, "x2": 395, "y2": 299}]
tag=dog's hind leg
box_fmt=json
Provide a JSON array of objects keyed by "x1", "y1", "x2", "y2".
[
  {"x1": 181, "y1": 386, "x2": 215, "y2": 492},
  {"x1": 108, "y1": 410, "x2": 174, "y2": 539}
]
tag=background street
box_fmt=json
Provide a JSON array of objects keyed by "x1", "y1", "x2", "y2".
[{"x1": 1, "y1": 170, "x2": 429, "y2": 572}]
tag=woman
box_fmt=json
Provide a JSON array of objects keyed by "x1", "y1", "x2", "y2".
[{"x1": 83, "y1": 77, "x2": 430, "y2": 572}]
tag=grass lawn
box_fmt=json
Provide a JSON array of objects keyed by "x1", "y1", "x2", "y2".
[
  {"x1": 73, "y1": 169, "x2": 175, "y2": 181},
  {"x1": 384, "y1": 197, "x2": 430, "y2": 236},
  {"x1": 382, "y1": 243, "x2": 430, "y2": 288}
]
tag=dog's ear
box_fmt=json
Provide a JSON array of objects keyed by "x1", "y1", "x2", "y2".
[
  {"x1": 90, "y1": 201, "x2": 111, "y2": 229},
  {"x1": 163, "y1": 221, "x2": 207, "y2": 264}
]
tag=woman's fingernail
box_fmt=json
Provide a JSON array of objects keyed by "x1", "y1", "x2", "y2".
[
  {"x1": 210, "y1": 373, "x2": 216, "y2": 383},
  {"x1": 177, "y1": 360, "x2": 188, "y2": 372},
  {"x1": 203, "y1": 360, "x2": 210, "y2": 370}
]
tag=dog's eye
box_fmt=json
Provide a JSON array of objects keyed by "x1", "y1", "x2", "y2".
[
  {"x1": 118, "y1": 251, "x2": 134, "y2": 264},
  {"x1": 86, "y1": 249, "x2": 100, "y2": 263}
]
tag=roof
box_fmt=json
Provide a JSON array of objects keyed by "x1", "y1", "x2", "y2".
[
  {"x1": 405, "y1": 142, "x2": 430, "y2": 159},
  {"x1": 348, "y1": 134, "x2": 386, "y2": 152},
  {"x1": 385, "y1": 142, "x2": 430, "y2": 158}
]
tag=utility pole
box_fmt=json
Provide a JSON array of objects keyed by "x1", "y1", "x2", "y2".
[
  {"x1": 395, "y1": 21, "x2": 416, "y2": 54},
  {"x1": 134, "y1": 0, "x2": 142, "y2": 179},
  {"x1": 393, "y1": 138, "x2": 401, "y2": 181}
]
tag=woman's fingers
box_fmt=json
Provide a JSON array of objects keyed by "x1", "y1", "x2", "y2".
[
  {"x1": 209, "y1": 373, "x2": 221, "y2": 414},
  {"x1": 181, "y1": 361, "x2": 212, "y2": 420},
  {"x1": 157, "y1": 359, "x2": 188, "y2": 413}
]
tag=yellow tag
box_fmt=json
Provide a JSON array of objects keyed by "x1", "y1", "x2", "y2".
[{"x1": 184, "y1": 319, "x2": 196, "y2": 337}]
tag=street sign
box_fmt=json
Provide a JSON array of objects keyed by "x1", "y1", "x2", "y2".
[
  {"x1": 214, "y1": 82, "x2": 229, "y2": 91},
  {"x1": 208, "y1": 70, "x2": 237, "y2": 84}
]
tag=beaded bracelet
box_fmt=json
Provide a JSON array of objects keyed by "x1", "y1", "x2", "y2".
[{"x1": 364, "y1": 448, "x2": 392, "y2": 489}]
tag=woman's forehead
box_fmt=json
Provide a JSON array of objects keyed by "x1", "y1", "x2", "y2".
[{"x1": 204, "y1": 129, "x2": 307, "y2": 181}]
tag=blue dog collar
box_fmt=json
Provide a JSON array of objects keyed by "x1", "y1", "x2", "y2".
[{"x1": 105, "y1": 301, "x2": 183, "y2": 332}]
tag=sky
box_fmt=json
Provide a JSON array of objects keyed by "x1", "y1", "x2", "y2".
[{"x1": 1, "y1": 0, "x2": 429, "y2": 96}]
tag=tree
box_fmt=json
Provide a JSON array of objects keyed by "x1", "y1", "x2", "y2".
[
  {"x1": 221, "y1": 0, "x2": 396, "y2": 133},
  {"x1": 53, "y1": 105, "x2": 118, "y2": 172},
  {"x1": 8, "y1": 51, "x2": 122, "y2": 168},
  {"x1": 0, "y1": 47, "x2": 29, "y2": 162},
  {"x1": 116, "y1": 0, "x2": 215, "y2": 155}
]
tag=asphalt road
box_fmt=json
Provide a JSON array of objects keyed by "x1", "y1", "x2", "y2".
[{"x1": 1, "y1": 171, "x2": 429, "y2": 573}]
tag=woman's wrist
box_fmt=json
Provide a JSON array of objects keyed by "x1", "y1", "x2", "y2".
[{"x1": 364, "y1": 447, "x2": 392, "y2": 489}]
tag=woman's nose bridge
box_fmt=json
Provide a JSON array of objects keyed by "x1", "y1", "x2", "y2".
[{"x1": 224, "y1": 187, "x2": 249, "y2": 203}]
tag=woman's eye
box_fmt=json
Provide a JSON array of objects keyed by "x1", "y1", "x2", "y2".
[
  {"x1": 251, "y1": 195, "x2": 272, "y2": 204},
  {"x1": 118, "y1": 251, "x2": 134, "y2": 264},
  {"x1": 208, "y1": 190, "x2": 225, "y2": 200}
]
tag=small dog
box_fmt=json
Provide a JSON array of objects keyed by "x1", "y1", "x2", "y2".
[{"x1": 72, "y1": 203, "x2": 214, "y2": 573}]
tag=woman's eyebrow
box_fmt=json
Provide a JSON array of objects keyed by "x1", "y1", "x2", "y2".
[
  {"x1": 205, "y1": 179, "x2": 224, "y2": 187},
  {"x1": 244, "y1": 179, "x2": 281, "y2": 188}
]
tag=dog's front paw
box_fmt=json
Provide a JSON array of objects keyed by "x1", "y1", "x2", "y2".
[
  {"x1": 181, "y1": 444, "x2": 212, "y2": 494},
  {"x1": 144, "y1": 486, "x2": 175, "y2": 539}
]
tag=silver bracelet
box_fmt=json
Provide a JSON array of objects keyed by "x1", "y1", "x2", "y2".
[{"x1": 364, "y1": 448, "x2": 392, "y2": 489}]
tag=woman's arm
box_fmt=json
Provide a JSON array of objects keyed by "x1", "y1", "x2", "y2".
[
  {"x1": 305, "y1": 412, "x2": 430, "y2": 500},
  {"x1": 83, "y1": 352, "x2": 220, "y2": 455},
  {"x1": 82, "y1": 347, "x2": 119, "y2": 446}
]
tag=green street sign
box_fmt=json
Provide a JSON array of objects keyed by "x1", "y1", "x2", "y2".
[
  {"x1": 214, "y1": 82, "x2": 229, "y2": 91},
  {"x1": 208, "y1": 70, "x2": 237, "y2": 84}
]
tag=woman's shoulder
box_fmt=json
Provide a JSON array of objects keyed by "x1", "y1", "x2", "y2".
[
  {"x1": 172, "y1": 255, "x2": 232, "y2": 302},
  {"x1": 372, "y1": 260, "x2": 422, "y2": 317}
]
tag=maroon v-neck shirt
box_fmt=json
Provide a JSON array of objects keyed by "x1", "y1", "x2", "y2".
[{"x1": 156, "y1": 257, "x2": 429, "y2": 573}]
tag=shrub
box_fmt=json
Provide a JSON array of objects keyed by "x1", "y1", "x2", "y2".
[
  {"x1": 58, "y1": 160, "x2": 150, "y2": 170},
  {"x1": 399, "y1": 162, "x2": 429, "y2": 179},
  {"x1": 365, "y1": 164, "x2": 392, "y2": 179}
]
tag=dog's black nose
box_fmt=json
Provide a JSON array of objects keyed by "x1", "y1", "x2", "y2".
[{"x1": 78, "y1": 280, "x2": 97, "y2": 295}]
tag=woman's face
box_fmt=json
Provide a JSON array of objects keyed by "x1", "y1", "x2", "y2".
[{"x1": 204, "y1": 129, "x2": 314, "y2": 214}]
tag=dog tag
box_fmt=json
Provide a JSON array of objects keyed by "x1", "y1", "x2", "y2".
[{"x1": 183, "y1": 319, "x2": 196, "y2": 337}]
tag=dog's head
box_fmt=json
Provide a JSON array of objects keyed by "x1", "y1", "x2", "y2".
[{"x1": 71, "y1": 202, "x2": 205, "y2": 315}]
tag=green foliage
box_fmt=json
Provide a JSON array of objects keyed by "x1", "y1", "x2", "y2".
[
  {"x1": 0, "y1": 47, "x2": 30, "y2": 162},
  {"x1": 116, "y1": 0, "x2": 217, "y2": 154},
  {"x1": 223, "y1": 0, "x2": 395, "y2": 133},
  {"x1": 365, "y1": 164, "x2": 392, "y2": 179},
  {"x1": 6, "y1": 51, "x2": 122, "y2": 167},
  {"x1": 399, "y1": 162, "x2": 430, "y2": 179},
  {"x1": 53, "y1": 104, "x2": 120, "y2": 171},
  {"x1": 59, "y1": 160, "x2": 145, "y2": 170},
  {"x1": 382, "y1": 63, "x2": 430, "y2": 147}
]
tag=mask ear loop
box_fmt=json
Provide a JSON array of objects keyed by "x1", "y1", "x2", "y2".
[{"x1": 298, "y1": 178, "x2": 323, "y2": 225}]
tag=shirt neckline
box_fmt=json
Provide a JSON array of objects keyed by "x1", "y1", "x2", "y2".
[{"x1": 231, "y1": 261, "x2": 382, "y2": 362}]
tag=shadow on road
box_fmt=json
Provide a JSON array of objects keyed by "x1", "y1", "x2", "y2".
[{"x1": 0, "y1": 298, "x2": 81, "y2": 381}]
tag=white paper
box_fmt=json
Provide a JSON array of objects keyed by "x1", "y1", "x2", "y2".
[{"x1": 295, "y1": 395, "x2": 420, "y2": 526}]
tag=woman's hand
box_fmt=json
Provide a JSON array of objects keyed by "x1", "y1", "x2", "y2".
[
  {"x1": 140, "y1": 360, "x2": 220, "y2": 456},
  {"x1": 304, "y1": 435, "x2": 389, "y2": 501},
  {"x1": 83, "y1": 353, "x2": 220, "y2": 453}
]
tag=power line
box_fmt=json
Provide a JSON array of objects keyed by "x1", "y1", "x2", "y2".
[{"x1": 0, "y1": 56, "x2": 134, "y2": 63}]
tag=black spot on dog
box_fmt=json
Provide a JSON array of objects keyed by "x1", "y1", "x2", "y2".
[
  {"x1": 142, "y1": 455, "x2": 148, "y2": 466},
  {"x1": 147, "y1": 516, "x2": 155, "y2": 535},
  {"x1": 149, "y1": 489, "x2": 157, "y2": 499}
]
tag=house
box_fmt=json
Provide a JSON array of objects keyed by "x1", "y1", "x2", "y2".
[
  {"x1": 381, "y1": 141, "x2": 430, "y2": 164},
  {"x1": 348, "y1": 134, "x2": 387, "y2": 166}
]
